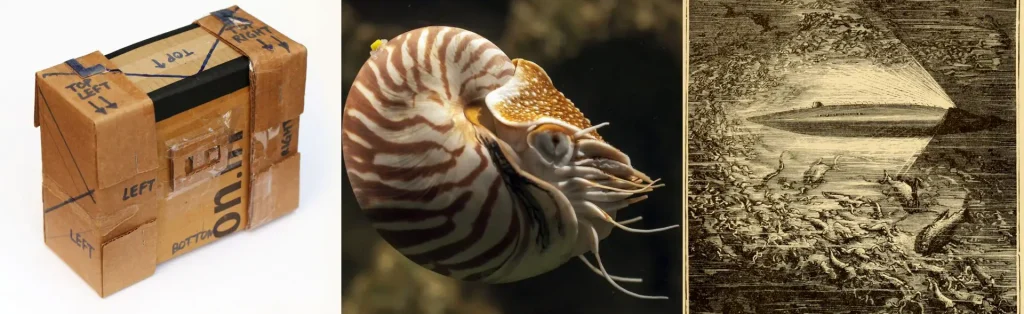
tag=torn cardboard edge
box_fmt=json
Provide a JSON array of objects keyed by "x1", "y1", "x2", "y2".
[
  {"x1": 32, "y1": 5, "x2": 306, "y2": 298},
  {"x1": 100, "y1": 219, "x2": 158, "y2": 297}
]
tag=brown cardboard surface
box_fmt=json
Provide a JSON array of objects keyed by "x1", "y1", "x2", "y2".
[
  {"x1": 101, "y1": 220, "x2": 158, "y2": 297},
  {"x1": 249, "y1": 152, "x2": 301, "y2": 229},
  {"x1": 35, "y1": 52, "x2": 159, "y2": 190},
  {"x1": 196, "y1": 6, "x2": 308, "y2": 173},
  {"x1": 33, "y1": 6, "x2": 305, "y2": 297},
  {"x1": 252, "y1": 117, "x2": 301, "y2": 171},
  {"x1": 36, "y1": 53, "x2": 162, "y2": 242},
  {"x1": 155, "y1": 87, "x2": 251, "y2": 262},
  {"x1": 36, "y1": 52, "x2": 163, "y2": 296},
  {"x1": 43, "y1": 177, "x2": 159, "y2": 297},
  {"x1": 43, "y1": 180, "x2": 103, "y2": 294},
  {"x1": 109, "y1": 28, "x2": 243, "y2": 93},
  {"x1": 196, "y1": 6, "x2": 306, "y2": 231}
]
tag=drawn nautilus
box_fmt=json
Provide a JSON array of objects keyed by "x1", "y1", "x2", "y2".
[{"x1": 342, "y1": 26, "x2": 678, "y2": 299}]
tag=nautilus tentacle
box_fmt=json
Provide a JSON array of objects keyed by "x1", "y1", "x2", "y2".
[{"x1": 342, "y1": 26, "x2": 677, "y2": 299}]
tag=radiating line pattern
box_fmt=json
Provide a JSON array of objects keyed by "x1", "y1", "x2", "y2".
[{"x1": 791, "y1": 61, "x2": 956, "y2": 109}]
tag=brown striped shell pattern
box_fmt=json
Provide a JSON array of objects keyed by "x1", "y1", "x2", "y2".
[{"x1": 342, "y1": 26, "x2": 678, "y2": 299}]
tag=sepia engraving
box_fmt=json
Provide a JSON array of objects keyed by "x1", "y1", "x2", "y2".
[{"x1": 687, "y1": 0, "x2": 1017, "y2": 312}]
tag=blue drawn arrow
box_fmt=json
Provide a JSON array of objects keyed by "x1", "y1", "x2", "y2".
[
  {"x1": 99, "y1": 96, "x2": 117, "y2": 110},
  {"x1": 271, "y1": 36, "x2": 290, "y2": 53},
  {"x1": 88, "y1": 101, "x2": 107, "y2": 115},
  {"x1": 152, "y1": 59, "x2": 166, "y2": 68},
  {"x1": 256, "y1": 39, "x2": 274, "y2": 51}
]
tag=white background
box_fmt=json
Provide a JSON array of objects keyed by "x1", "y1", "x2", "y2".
[{"x1": 0, "y1": 0, "x2": 341, "y2": 313}]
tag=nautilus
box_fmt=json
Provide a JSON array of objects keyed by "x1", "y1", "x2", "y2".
[{"x1": 342, "y1": 26, "x2": 678, "y2": 299}]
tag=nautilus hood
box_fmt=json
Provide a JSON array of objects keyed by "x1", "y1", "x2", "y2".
[
  {"x1": 474, "y1": 58, "x2": 633, "y2": 168},
  {"x1": 483, "y1": 59, "x2": 602, "y2": 140}
]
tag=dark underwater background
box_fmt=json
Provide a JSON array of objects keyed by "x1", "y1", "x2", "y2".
[{"x1": 342, "y1": 1, "x2": 684, "y2": 313}]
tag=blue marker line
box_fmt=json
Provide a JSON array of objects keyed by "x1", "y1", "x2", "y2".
[
  {"x1": 197, "y1": 24, "x2": 226, "y2": 73},
  {"x1": 44, "y1": 190, "x2": 94, "y2": 213},
  {"x1": 65, "y1": 8, "x2": 244, "y2": 81},
  {"x1": 41, "y1": 72, "x2": 77, "y2": 78},
  {"x1": 198, "y1": 7, "x2": 243, "y2": 73},
  {"x1": 37, "y1": 86, "x2": 97, "y2": 204},
  {"x1": 124, "y1": 72, "x2": 190, "y2": 79}
]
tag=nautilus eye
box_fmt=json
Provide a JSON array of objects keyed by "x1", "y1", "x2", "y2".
[{"x1": 342, "y1": 26, "x2": 678, "y2": 300}]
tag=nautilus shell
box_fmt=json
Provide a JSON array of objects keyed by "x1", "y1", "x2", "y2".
[{"x1": 342, "y1": 26, "x2": 677, "y2": 299}]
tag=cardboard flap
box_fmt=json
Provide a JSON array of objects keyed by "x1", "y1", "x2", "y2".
[
  {"x1": 195, "y1": 6, "x2": 307, "y2": 122},
  {"x1": 195, "y1": 6, "x2": 305, "y2": 227},
  {"x1": 41, "y1": 180, "x2": 103, "y2": 294},
  {"x1": 195, "y1": 6, "x2": 307, "y2": 171},
  {"x1": 101, "y1": 219, "x2": 158, "y2": 297},
  {"x1": 35, "y1": 52, "x2": 160, "y2": 190}
]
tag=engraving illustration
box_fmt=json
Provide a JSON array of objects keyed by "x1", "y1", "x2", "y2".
[{"x1": 687, "y1": 0, "x2": 1016, "y2": 312}]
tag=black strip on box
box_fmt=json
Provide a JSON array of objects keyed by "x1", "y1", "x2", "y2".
[{"x1": 149, "y1": 57, "x2": 250, "y2": 121}]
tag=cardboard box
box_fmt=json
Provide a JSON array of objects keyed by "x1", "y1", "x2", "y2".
[{"x1": 32, "y1": 6, "x2": 306, "y2": 297}]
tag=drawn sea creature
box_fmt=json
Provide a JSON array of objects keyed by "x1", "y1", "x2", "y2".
[
  {"x1": 828, "y1": 249, "x2": 857, "y2": 279},
  {"x1": 948, "y1": 289, "x2": 985, "y2": 306},
  {"x1": 835, "y1": 210, "x2": 868, "y2": 222},
  {"x1": 878, "y1": 170, "x2": 924, "y2": 210},
  {"x1": 859, "y1": 221, "x2": 895, "y2": 238},
  {"x1": 802, "y1": 254, "x2": 838, "y2": 280},
  {"x1": 839, "y1": 247, "x2": 871, "y2": 260},
  {"x1": 927, "y1": 279, "x2": 957, "y2": 309},
  {"x1": 967, "y1": 259, "x2": 996, "y2": 289},
  {"x1": 759, "y1": 151, "x2": 787, "y2": 187},
  {"x1": 802, "y1": 214, "x2": 830, "y2": 230},
  {"x1": 342, "y1": 26, "x2": 677, "y2": 299},
  {"x1": 801, "y1": 214, "x2": 841, "y2": 242},
  {"x1": 803, "y1": 155, "x2": 842, "y2": 185},
  {"x1": 908, "y1": 261, "x2": 946, "y2": 274},
  {"x1": 877, "y1": 272, "x2": 907, "y2": 288},
  {"x1": 821, "y1": 191, "x2": 869, "y2": 209},
  {"x1": 868, "y1": 201, "x2": 884, "y2": 219},
  {"x1": 778, "y1": 178, "x2": 795, "y2": 189},
  {"x1": 831, "y1": 221, "x2": 859, "y2": 241},
  {"x1": 914, "y1": 189, "x2": 971, "y2": 255},
  {"x1": 999, "y1": 230, "x2": 1015, "y2": 243}
]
